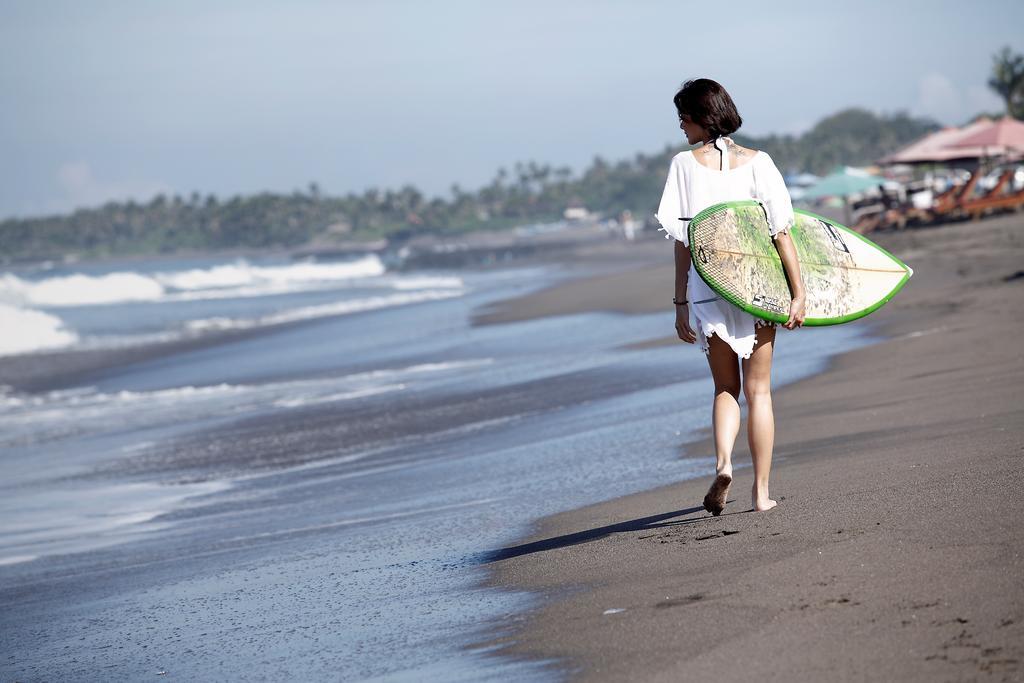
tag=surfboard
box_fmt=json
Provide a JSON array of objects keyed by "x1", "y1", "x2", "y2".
[{"x1": 686, "y1": 200, "x2": 912, "y2": 326}]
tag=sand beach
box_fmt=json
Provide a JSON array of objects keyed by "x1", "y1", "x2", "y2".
[{"x1": 477, "y1": 212, "x2": 1024, "y2": 681}]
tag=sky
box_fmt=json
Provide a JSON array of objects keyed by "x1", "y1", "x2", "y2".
[{"x1": 0, "y1": 0, "x2": 1020, "y2": 220}]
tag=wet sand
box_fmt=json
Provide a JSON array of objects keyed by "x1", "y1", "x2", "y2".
[{"x1": 475, "y1": 213, "x2": 1024, "y2": 680}]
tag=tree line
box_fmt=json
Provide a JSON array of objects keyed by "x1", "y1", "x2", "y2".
[{"x1": 0, "y1": 107, "x2": 949, "y2": 264}]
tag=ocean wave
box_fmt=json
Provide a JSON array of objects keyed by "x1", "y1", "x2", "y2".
[
  {"x1": 0, "y1": 272, "x2": 165, "y2": 306},
  {"x1": 0, "y1": 358, "x2": 494, "y2": 446},
  {"x1": 0, "y1": 304, "x2": 79, "y2": 356},
  {"x1": 155, "y1": 258, "x2": 386, "y2": 291},
  {"x1": 0, "y1": 358, "x2": 493, "y2": 413},
  {"x1": 271, "y1": 383, "x2": 407, "y2": 408},
  {"x1": 183, "y1": 288, "x2": 466, "y2": 332},
  {"x1": 0, "y1": 479, "x2": 233, "y2": 567},
  {"x1": 0, "y1": 277, "x2": 467, "y2": 357},
  {"x1": 0, "y1": 382, "x2": 251, "y2": 414},
  {"x1": 163, "y1": 272, "x2": 465, "y2": 303},
  {"x1": 0, "y1": 255, "x2": 456, "y2": 308},
  {"x1": 387, "y1": 276, "x2": 464, "y2": 290}
]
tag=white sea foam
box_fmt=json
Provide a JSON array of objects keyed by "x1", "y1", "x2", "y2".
[
  {"x1": 154, "y1": 258, "x2": 386, "y2": 291},
  {"x1": 0, "y1": 258, "x2": 467, "y2": 356},
  {"x1": 0, "y1": 357, "x2": 492, "y2": 412},
  {"x1": 183, "y1": 288, "x2": 466, "y2": 332},
  {"x1": 0, "y1": 303, "x2": 79, "y2": 356},
  {"x1": 159, "y1": 270, "x2": 464, "y2": 303},
  {"x1": 0, "y1": 271, "x2": 165, "y2": 306},
  {"x1": 0, "y1": 358, "x2": 494, "y2": 447},
  {"x1": 0, "y1": 382, "x2": 228, "y2": 409},
  {"x1": 0, "y1": 357, "x2": 498, "y2": 564},
  {"x1": 387, "y1": 275, "x2": 464, "y2": 290},
  {"x1": 0, "y1": 479, "x2": 232, "y2": 566},
  {"x1": 0, "y1": 255, "x2": 416, "y2": 308},
  {"x1": 272, "y1": 383, "x2": 406, "y2": 408}
]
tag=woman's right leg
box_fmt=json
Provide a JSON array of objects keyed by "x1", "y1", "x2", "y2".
[{"x1": 705, "y1": 333, "x2": 742, "y2": 478}]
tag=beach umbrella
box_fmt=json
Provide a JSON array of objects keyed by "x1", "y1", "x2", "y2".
[
  {"x1": 800, "y1": 166, "x2": 888, "y2": 200},
  {"x1": 800, "y1": 167, "x2": 889, "y2": 226}
]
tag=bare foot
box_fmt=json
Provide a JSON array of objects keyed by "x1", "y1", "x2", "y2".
[
  {"x1": 703, "y1": 466, "x2": 733, "y2": 516},
  {"x1": 751, "y1": 484, "x2": 777, "y2": 512}
]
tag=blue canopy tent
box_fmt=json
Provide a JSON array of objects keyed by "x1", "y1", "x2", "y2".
[{"x1": 801, "y1": 166, "x2": 889, "y2": 225}]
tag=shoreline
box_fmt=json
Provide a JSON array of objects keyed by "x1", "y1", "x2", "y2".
[{"x1": 473, "y1": 213, "x2": 1024, "y2": 680}]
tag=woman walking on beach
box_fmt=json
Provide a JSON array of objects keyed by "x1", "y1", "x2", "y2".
[{"x1": 655, "y1": 78, "x2": 806, "y2": 515}]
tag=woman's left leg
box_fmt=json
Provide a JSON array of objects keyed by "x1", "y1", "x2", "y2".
[{"x1": 741, "y1": 324, "x2": 778, "y2": 511}]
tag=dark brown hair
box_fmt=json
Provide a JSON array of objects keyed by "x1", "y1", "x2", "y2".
[{"x1": 673, "y1": 78, "x2": 743, "y2": 138}]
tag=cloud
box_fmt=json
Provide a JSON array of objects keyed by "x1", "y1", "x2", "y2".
[
  {"x1": 914, "y1": 73, "x2": 1006, "y2": 125},
  {"x1": 780, "y1": 117, "x2": 814, "y2": 137},
  {"x1": 965, "y1": 83, "x2": 1005, "y2": 116},
  {"x1": 916, "y1": 73, "x2": 961, "y2": 123},
  {"x1": 54, "y1": 161, "x2": 172, "y2": 212}
]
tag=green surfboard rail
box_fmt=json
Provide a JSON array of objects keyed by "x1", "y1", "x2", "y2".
[{"x1": 686, "y1": 200, "x2": 912, "y2": 326}]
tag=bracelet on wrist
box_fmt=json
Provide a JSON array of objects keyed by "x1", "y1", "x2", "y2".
[{"x1": 673, "y1": 297, "x2": 688, "y2": 305}]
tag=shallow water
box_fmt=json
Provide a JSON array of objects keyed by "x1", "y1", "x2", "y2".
[{"x1": 0, "y1": 252, "x2": 879, "y2": 680}]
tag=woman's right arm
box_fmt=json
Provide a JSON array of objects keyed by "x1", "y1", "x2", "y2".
[
  {"x1": 772, "y1": 231, "x2": 806, "y2": 329},
  {"x1": 655, "y1": 157, "x2": 696, "y2": 343},
  {"x1": 755, "y1": 154, "x2": 805, "y2": 329}
]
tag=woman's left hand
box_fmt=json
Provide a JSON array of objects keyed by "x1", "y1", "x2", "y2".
[{"x1": 784, "y1": 295, "x2": 806, "y2": 329}]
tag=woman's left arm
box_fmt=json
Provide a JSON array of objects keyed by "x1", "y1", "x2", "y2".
[{"x1": 773, "y1": 231, "x2": 806, "y2": 329}]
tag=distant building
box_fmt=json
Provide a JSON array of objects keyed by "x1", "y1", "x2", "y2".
[
  {"x1": 325, "y1": 220, "x2": 352, "y2": 235},
  {"x1": 563, "y1": 206, "x2": 590, "y2": 221}
]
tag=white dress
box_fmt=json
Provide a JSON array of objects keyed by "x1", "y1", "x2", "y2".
[{"x1": 655, "y1": 135, "x2": 797, "y2": 360}]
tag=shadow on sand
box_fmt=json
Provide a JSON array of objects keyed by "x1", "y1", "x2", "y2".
[{"x1": 479, "y1": 503, "x2": 752, "y2": 563}]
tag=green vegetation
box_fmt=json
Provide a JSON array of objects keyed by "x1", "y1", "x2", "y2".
[
  {"x1": 989, "y1": 45, "x2": 1024, "y2": 119},
  {"x1": 0, "y1": 107, "x2": 945, "y2": 264}
]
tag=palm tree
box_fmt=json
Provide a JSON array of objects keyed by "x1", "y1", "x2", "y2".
[{"x1": 988, "y1": 46, "x2": 1024, "y2": 119}]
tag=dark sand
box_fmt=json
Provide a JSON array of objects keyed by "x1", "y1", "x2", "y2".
[{"x1": 475, "y1": 213, "x2": 1024, "y2": 681}]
